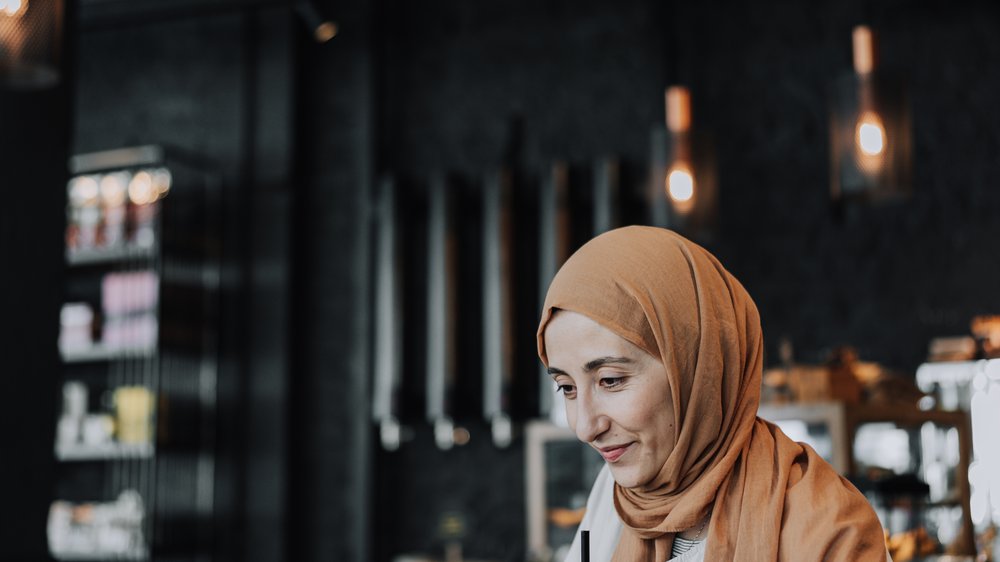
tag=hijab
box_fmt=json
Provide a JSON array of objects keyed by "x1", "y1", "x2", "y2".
[{"x1": 537, "y1": 226, "x2": 887, "y2": 562}]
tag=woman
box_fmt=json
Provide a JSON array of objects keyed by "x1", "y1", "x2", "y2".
[{"x1": 537, "y1": 226, "x2": 889, "y2": 561}]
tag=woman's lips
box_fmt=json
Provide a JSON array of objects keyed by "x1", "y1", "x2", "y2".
[{"x1": 598, "y1": 443, "x2": 632, "y2": 462}]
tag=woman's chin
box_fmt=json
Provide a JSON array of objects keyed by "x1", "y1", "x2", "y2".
[{"x1": 608, "y1": 466, "x2": 648, "y2": 490}]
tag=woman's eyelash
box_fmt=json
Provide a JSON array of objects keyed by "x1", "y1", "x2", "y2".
[
  {"x1": 601, "y1": 377, "x2": 624, "y2": 388},
  {"x1": 553, "y1": 377, "x2": 623, "y2": 395},
  {"x1": 555, "y1": 383, "x2": 575, "y2": 394}
]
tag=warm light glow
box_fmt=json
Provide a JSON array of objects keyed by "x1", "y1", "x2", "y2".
[
  {"x1": 0, "y1": 0, "x2": 26, "y2": 17},
  {"x1": 852, "y1": 25, "x2": 876, "y2": 75},
  {"x1": 856, "y1": 113, "x2": 886, "y2": 156},
  {"x1": 667, "y1": 166, "x2": 695, "y2": 203},
  {"x1": 100, "y1": 173, "x2": 128, "y2": 207},
  {"x1": 128, "y1": 171, "x2": 155, "y2": 205},
  {"x1": 314, "y1": 21, "x2": 338, "y2": 43},
  {"x1": 151, "y1": 168, "x2": 172, "y2": 199},
  {"x1": 69, "y1": 176, "x2": 100, "y2": 207},
  {"x1": 665, "y1": 86, "x2": 692, "y2": 134}
]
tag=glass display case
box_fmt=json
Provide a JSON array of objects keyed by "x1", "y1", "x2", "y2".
[
  {"x1": 49, "y1": 146, "x2": 220, "y2": 561},
  {"x1": 758, "y1": 402, "x2": 975, "y2": 559},
  {"x1": 916, "y1": 359, "x2": 1000, "y2": 560}
]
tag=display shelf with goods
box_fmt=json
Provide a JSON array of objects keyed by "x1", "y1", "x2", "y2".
[
  {"x1": 758, "y1": 402, "x2": 976, "y2": 560},
  {"x1": 49, "y1": 146, "x2": 220, "y2": 562},
  {"x1": 916, "y1": 359, "x2": 1000, "y2": 561}
]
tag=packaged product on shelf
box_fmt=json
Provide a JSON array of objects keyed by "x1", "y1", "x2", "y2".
[
  {"x1": 100, "y1": 270, "x2": 159, "y2": 351},
  {"x1": 113, "y1": 386, "x2": 155, "y2": 444},
  {"x1": 58, "y1": 303, "x2": 94, "y2": 354},
  {"x1": 101, "y1": 312, "x2": 157, "y2": 351},
  {"x1": 55, "y1": 382, "x2": 88, "y2": 447},
  {"x1": 127, "y1": 170, "x2": 159, "y2": 248},
  {"x1": 99, "y1": 172, "x2": 129, "y2": 248},
  {"x1": 67, "y1": 175, "x2": 101, "y2": 250},
  {"x1": 47, "y1": 490, "x2": 147, "y2": 559},
  {"x1": 101, "y1": 270, "x2": 159, "y2": 316},
  {"x1": 80, "y1": 414, "x2": 114, "y2": 446}
]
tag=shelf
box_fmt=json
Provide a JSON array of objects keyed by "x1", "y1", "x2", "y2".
[
  {"x1": 66, "y1": 244, "x2": 156, "y2": 266},
  {"x1": 55, "y1": 442, "x2": 154, "y2": 462},
  {"x1": 60, "y1": 344, "x2": 156, "y2": 363},
  {"x1": 52, "y1": 549, "x2": 148, "y2": 561}
]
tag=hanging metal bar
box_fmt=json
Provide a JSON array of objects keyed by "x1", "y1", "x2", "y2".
[
  {"x1": 372, "y1": 177, "x2": 403, "y2": 451},
  {"x1": 483, "y1": 170, "x2": 513, "y2": 448}
]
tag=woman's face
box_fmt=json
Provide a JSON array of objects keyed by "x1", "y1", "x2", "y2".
[{"x1": 544, "y1": 310, "x2": 676, "y2": 490}]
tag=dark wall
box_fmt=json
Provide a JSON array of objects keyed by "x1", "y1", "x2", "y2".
[
  {"x1": 1, "y1": 3, "x2": 72, "y2": 558},
  {"x1": 691, "y1": 0, "x2": 1000, "y2": 369},
  {"x1": 381, "y1": 0, "x2": 666, "y2": 177},
  {"x1": 288, "y1": 0, "x2": 375, "y2": 560},
  {"x1": 0, "y1": 70, "x2": 70, "y2": 562},
  {"x1": 372, "y1": 1, "x2": 1000, "y2": 561}
]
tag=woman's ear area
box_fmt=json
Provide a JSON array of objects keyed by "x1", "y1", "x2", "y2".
[{"x1": 537, "y1": 306, "x2": 562, "y2": 366}]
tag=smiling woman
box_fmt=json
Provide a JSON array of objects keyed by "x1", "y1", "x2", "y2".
[
  {"x1": 545, "y1": 311, "x2": 676, "y2": 491},
  {"x1": 536, "y1": 226, "x2": 890, "y2": 562}
]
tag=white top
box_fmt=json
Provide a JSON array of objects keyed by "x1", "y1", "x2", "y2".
[{"x1": 562, "y1": 464, "x2": 706, "y2": 562}]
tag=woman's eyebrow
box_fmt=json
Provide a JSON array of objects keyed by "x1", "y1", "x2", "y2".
[
  {"x1": 583, "y1": 356, "x2": 634, "y2": 372},
  {"x1": 546, "y1": 356, "x2": 634, "y2": 377}
]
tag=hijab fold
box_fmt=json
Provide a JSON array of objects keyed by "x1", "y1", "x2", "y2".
[{"x1": 537, "y1": 226, "x2": 886, "y2": 561}]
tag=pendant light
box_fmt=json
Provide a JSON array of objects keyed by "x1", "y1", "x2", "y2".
[
  {"x1": 0, "y1": 0, "x2": 63, "y2": 89},
  {"x1": 649, "y1": 85, "x2": 717, "y2": 240},
  {"x1": 830, "y1": 25, "x2": 912, "y2": 204}
]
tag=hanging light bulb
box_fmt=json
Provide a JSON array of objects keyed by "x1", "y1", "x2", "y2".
[
  {"x1": 0, "y1": 0, "x2": 29, "y2": 77},
  {"x1": 649, "y1": 84, "x2": 717, "y2": 237},
  {"x1": 829, "y1": 24, "x2": 912, "y2": 204},
  {"x1": 856, "y1": 112, "x2": 886, "y2": 156},
  {"x1": 852, "y1": 26, "x2": 886, "y2": 172},
  {"x1": 667, "y1": 162, "x2": 695, "y2": 213},
  {"x1": 0, "y1": 0, "x2": 27, "y2": 18},
  {"x1": 1, "y1": 0, "x2": 63, "y2": 89},
  {"x1": 664, "y1": 86, "x2": 697, "y2": 214}
]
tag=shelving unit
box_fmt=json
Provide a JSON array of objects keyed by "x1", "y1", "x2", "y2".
[
  {"x1": 66, "y1": 244, "x2": 157, "y2": 267},
  {"x1": 759, "y1": 402, "x2": 975, "y2": 557},
  {"x1": 55, "y1": 442, "x2": 155, "y2": 462},
  {"x1": 49, "y1": 146, "x2": 220, "y2": 562},
  {"x1": 60, "y1": 344, "x2": 158, "y2": 364}
]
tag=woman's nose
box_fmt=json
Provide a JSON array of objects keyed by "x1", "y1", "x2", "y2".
[{"x1": 574, "y1": 392, "x2": 609, "y2": 443}]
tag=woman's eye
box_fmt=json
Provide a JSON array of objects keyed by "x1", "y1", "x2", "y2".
[
  {"x1": 555, "y1": 383, "x2": 576, "y2": 397},
  {"x1": 600, "y1": 377, "x2": 624, "y2": 388}
]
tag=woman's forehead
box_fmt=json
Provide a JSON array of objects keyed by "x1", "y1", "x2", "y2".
[{"x1": 545, "y1": 310, "x2": 652, "y2": 362}]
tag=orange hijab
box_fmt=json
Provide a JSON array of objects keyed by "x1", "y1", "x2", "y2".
[{"x1": 537, "y1": 226, "x2": 886, "y2": 561}]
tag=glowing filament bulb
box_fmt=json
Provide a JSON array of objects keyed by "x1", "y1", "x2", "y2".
[
  {"x1": 0, "y1": 0, "x2": 26, "y2": 17},
  {"x1": 856, "y1": 113, "x2": 886, "y2": 156},
  {"x1": 667, "y1": 165, "x2": 695, "y2": 204}
]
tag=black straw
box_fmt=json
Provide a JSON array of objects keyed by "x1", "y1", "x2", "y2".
[{"x1": 581, "y1": 530, "x2": 590, "y2": 562}]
